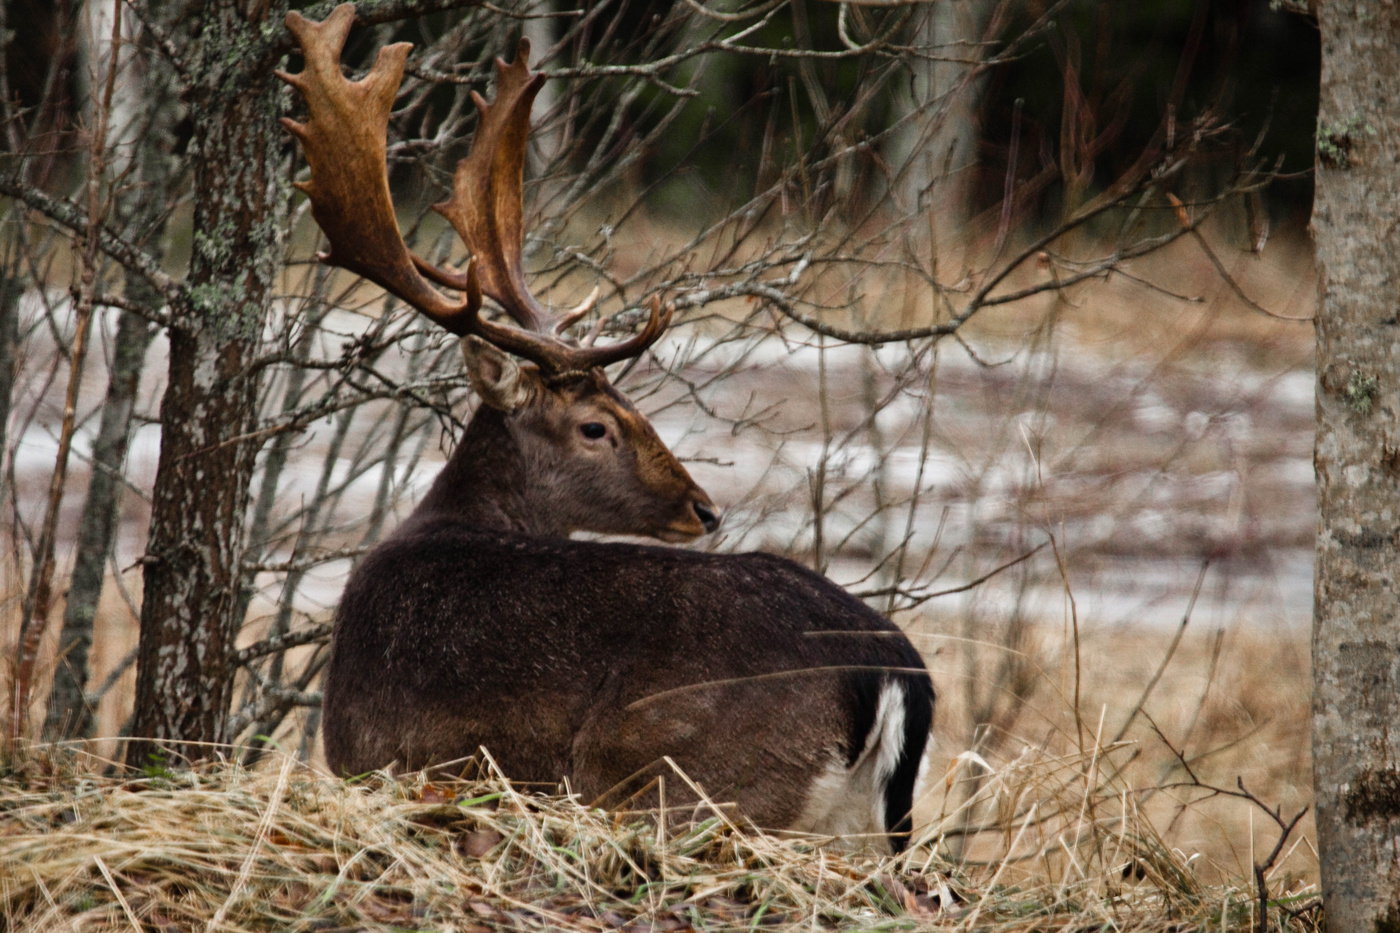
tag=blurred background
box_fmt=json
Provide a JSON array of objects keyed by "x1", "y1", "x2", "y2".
[{"x1": 1, "y1": 0, "x2": 1319, "y2": 889}]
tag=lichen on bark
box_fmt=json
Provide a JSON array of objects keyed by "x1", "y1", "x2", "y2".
[
  {"x1": 126, "y1": 0, "x2": 290, "y2": 766},
  {"x1": 1311, "y1": 3, "x2": 1400, "y2": 929}
]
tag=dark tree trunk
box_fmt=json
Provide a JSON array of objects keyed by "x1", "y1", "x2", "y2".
[
  {"x1": 0, "y1": 0, "x2": 18, "y2": 519},
  {"x1": 126, "y1": 0, "x2": 288, "y2": 766},
  {"x1": 0, "y1": 251, "x2": 19, "y2": 507},
  {"x1": 1311, "y1": 3, "x2": 1400, "y2": 929}
]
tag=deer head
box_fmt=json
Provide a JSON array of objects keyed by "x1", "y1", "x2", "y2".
[{"x1": 278, "y1": 4, "x2": 718, "y2": 541}]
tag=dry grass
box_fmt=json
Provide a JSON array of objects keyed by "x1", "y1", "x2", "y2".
[
  {"x1": 1, "y1": 615, "x2": 1320, "y2": 932},
  {"x1": 915, "y1": 618, "x2": 1314, "y2": 886},
  {"x1": 1, "y1": 734, "x2": 1317, "y2": 933}
]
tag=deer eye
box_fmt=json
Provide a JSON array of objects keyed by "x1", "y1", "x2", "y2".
[{"x1": 579, "y1": 422, "x2": 607, "y2": 440}]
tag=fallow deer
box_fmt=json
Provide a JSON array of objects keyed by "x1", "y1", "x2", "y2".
[{"x1": 279, "y1": 5, "x2": 934, "y2": 850}]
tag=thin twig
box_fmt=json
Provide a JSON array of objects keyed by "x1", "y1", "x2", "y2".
[{"x1": 230, "y1": 624, "x2": 334, "y2": 667}]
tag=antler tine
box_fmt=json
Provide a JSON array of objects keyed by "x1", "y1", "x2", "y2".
[
  {"x1": 564, "y1": 297, "x2": 673, "y2": 370},
  {"x1": 555, "y1": 286, "x2": 601, "y2": 336},
  {"x1": 433, "y1": 39, "x2": 558, "y2": 335},
  {"x1": 454, "y1": 295, "x2": 671, "y2": 375},
  {"x1": 278, "y1": 4, "x2": 479, "y2": 334}
]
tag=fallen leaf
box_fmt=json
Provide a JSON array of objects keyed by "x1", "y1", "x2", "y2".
[
  {"x1": 419, "y1": 782, "x2": 454, "y2": 804},
  {"x1": 460, "y1": 828, "x2": 502, "y2": 858},
  {"x1": 358, "y1": 894, "x2": 417, "y2": 925}
]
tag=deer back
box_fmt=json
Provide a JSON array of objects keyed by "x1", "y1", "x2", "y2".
[{"x1": 324, "y1": 522, "x2": 933, "y2": 842}]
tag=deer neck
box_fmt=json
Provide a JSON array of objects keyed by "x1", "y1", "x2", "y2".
[{"x1": 402, "y1": 407, "x2": 570, "y2": 538}]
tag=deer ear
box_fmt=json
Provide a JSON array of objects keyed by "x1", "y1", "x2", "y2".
[{"x1": 461, "y1": 336, "x2": 532, "y2": 412}]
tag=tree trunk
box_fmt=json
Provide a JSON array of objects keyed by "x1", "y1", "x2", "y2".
[
  {"x1": 44, "y1": 307, "x2": 155, "y2": 739},
  {"x1": 0, "y1": 244, "x2": 20, "y2": 512},
  {"x1": 126, "y1": 0, "x2": 287, "y2": 766},
  {"x1": 1311, "y1": 5, "x2": 1400, "y2": 929},
  {"x1": 887, "y1": 0, "x2": 995, "y2": 228},
  {"x1": 45, "y1": 9, "x2": 178, "y2": 741}
]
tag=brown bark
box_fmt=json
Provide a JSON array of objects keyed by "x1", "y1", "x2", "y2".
[
  {"x1": 125, "y1": 0, "x2": 288, "y2": 766},
  {"x1": 1312, "y1": 5, "x2": 1400, "y2": 930}
]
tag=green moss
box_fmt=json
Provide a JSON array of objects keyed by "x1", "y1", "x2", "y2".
[
  {"x1": 193, "y1": 225, "x2": 237, "y2": 270},
  {"x1": 1318, "y1": 114, "x2": 1377, "y2": 168},
  {"x1": 1344, "y1": 369, "x2": 1379, "y2": 415}
]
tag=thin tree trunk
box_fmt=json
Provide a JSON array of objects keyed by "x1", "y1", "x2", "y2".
[
  {"x1": 1311, "y1": 4, "x2": 1400, "y2": 929},
  {"x1": 126, "y1": 0, "x2": 288, "y2": 766},
  {"x1": 10, "y1": 0, "x2": 124, "y2": 742},
  {"x1": 44, "y1": 8, "x2": 179, "y2": 740},
  {"x1": 0, "y1": 0, "x2": 15, "y2": 544},
  {"x1": 887, "y1": 0, "x2": 995, "y2": 228},
  {"x1": 238, "y1": 407, "x2": 353, "y2": 762},
  {"x1": 0, "y1": 243, "x2": 21, "y2": 515},
  {"x1": 43, "y1": 307, "x2": 155, "y2": 739}
]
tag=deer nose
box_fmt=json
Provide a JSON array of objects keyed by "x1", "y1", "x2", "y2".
[{"x1": 693, "y1": 500, "x2": 721, "y2": 533}]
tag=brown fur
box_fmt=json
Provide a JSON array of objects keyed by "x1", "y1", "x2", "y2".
[{"x1": 323, "y1": 347, "x2": 934, "y2": 847}]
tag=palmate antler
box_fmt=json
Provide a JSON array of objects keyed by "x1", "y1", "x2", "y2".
[{"x1": 277, "y1": 3, "x2": 670, "y2": 373}]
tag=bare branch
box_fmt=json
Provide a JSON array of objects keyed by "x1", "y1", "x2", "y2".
[
  {"x1": 230, "y1": 624, "x2": 335, "y2": 666},
  {"x1": 0, "y1": 179, "x2": 184, "y2": 305},
  {"x1": 255, "y1": 0, "x2": 488, "y2": 71}
]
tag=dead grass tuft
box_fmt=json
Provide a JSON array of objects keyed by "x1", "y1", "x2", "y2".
[{"x1": 2, "y1": 724, "x2": 1320, "y2": 932}]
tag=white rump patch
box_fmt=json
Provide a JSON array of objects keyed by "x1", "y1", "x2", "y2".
[{"x1": 789, "y1": 682, "x2": 913, "y2": 850}]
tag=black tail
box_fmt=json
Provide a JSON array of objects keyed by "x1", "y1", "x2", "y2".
[{"x1": 884, "y1": 674, "x2": 935, "y2": 852}]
